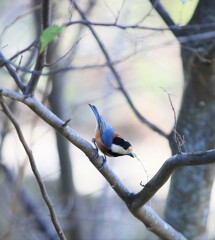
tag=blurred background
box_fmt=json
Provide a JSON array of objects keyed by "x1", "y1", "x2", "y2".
[{"x1": 1, "y1": 0, "x2": 214, "y2": 240}]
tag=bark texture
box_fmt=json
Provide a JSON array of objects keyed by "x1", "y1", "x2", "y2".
[{"x1": 165, "y1": 1, "x2": 215, "y2": 239}]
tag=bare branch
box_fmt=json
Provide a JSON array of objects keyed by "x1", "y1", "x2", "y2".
[
  {"x1": 162, "y1": 89, "x2": 185, "y2": 153},
  {"x1": 132, "y1": 205, "x2": 187, "y2": 240},
  {"x1": 65, "y1": 19, "x2": 215, "y2": 33},
  {"x1": 0, "y1": 40, "x2": 38, "y2": 68},
  {"x1": 0, "y1": 48, "x2": 142, "y2": 76},
  {"x1": 44, "y1": 35, "x2": 87, "y2": 67},
  {"x1": 130, "y1": 150, "x2": 215, "y2": 209},
  {"x1": 0, "y1": 51, "x2": 25, "y2": 92},
  {"x1": 149, "y1": 0, "x2": 180, "y2": 38},
  {"x1": 0, "y1": 96, "x2": 67, "y2": 240},
  {"x1": 72, "y1": 1, "x2": 168, "y2": 138}
]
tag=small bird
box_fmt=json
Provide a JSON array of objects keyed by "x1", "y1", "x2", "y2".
[{"x1": 89, "y1": 104, "x2": 134, "y2": 158}]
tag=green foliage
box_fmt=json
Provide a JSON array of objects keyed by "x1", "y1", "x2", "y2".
[{"x1": 40, "y1": 25, "x2": 64, "y2": 53}]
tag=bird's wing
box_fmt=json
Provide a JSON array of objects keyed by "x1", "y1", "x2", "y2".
[
  {"x1": 89, "y1": 104, "x2": 114, "y2": 148},
  {"x1": 99, "y1": 120, "x2": 115, "y2": 148}
]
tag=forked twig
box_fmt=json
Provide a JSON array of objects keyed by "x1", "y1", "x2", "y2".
[{"x1": 162, "y1": 88, "x2": 186, "y2": 153}]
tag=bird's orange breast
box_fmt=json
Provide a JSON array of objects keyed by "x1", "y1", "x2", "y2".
[{"x1": 95, "y1": 129, "x2": 112, "y2": 156}]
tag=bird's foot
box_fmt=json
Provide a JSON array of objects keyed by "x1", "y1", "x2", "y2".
[
  {"x1": 92, "y1": 138, "x2": 98, "y2": 151},
  {"x1": 103, "y1": 154, "x2": 107, "y2": 163},
  {"x1": 98, "y1": 155, "x2": 107, "y2": 170},
  {"x1": 91, "y1": 138, "x2": 107, "y2": 170},
  {"x1": 91, "y1": 137, "x2": 99, "y2": 156}
]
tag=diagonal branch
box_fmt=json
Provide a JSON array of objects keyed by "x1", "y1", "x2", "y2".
[
  {"x1": 0, "y1": 51, "x2": 25, "y2": 92},
  {"x1": 130, "y1": 150, "x2": 215, "y2": 209},
  {"x1": 0, "y1": 95, "x2": 67, "y2": 240},
  {"x1": 0, "y1": 40, "x2": 38, "y2": 68},
  {"x1": 149, "y1": 0, "x2": 181, "y2": 38},
  {"x1": 149, "y1": 0, "x2": 175, "y2": 26},
  {"x1": 72, "y1": 1, "x2": 168, "y2": 138},
  {"x1": 25, "y1": 0, "x2": 51, "y2": 95}
]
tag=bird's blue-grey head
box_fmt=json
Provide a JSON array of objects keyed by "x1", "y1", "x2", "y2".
[{"x1": 89, "y1": 104, "x2": 115, "y2": 147}]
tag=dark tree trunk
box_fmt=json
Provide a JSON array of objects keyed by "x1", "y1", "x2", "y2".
[
  {"x1": 165, "y1": 1, "x2": 215, "y2": 239},
  {"x1": 48, "y1": 73, "x2": 82, "y2": 240}
]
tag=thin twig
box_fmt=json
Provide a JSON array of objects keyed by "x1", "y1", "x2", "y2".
[
  {"x1": 65, "y1": 19, "x2": 215, "y2": 33},
  {"x1": 162, "y1": 88, "x2": 184, "y2": 153},
  {"x1": 16, "y1": 55, "x2": 23, "y2": 73},
  {"x1": 44, "y1": 35, "x2": 87, "y2": 67},
  {"x1": 1, "y1": 47, "x2": 142, "y2": 75},
  {"x1": 0, "y1": 39, "x2": 38, "y2": 68},
  {"x1": 0, "y1": 96, "x2": 67, "y2": 240}
]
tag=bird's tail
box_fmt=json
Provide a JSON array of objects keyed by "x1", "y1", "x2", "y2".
[{"x1": 88, "y1": 104, "x2": 102, "y2": 127}]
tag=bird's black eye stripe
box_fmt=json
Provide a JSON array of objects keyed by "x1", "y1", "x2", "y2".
[{"x1": 113, "y1": 137, "x2": 131, "y2": 150}]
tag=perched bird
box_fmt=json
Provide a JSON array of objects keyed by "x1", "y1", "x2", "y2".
[{"x1": 89, "y1": 104, "x2": 134, "y2": 158}]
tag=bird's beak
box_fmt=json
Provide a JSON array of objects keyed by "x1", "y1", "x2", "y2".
[
  {"x1": 127, "y1": 146, "x2": 136, "y2": 158},
  {"x1": 128, "y1": 152, "x2": 135, "y2": 158}
]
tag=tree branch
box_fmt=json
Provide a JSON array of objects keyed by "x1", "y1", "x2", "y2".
[
  {"x1": 0, "y1": 40, "x2": 38, "y2": 68},
  {"x1": 130, "y1": 151, "x2": 215, "y2": 209},
  {"x1": 0, "y1": 95, "x2": 67, "y2": 240},
  {"x1": 131, "y1": 204, "x2": 187, "y2": 240},
  {"x1": 0, "y1": 51, "x2": 25, "y2": 92},
  {"x1": 149, "y1": 0, "x2": 181, "y2": 38},
  {"x1": 25, "y1": 0, "x2": 50, "y2": 95},
  {"x1": 65, "y1": 19, "x2": 215, "y2": 33}
]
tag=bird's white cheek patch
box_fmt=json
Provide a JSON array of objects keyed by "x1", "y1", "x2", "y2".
[{"x1": 111, "y1": 144, "x2": 128, "y2": 155}]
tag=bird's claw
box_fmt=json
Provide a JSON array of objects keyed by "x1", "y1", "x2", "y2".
[
  {"x1": 91, "y1": 137, "x2": 99, "y2": 155},
  {"x1": 98, "y1": 155, "x2": 107, "y2": 170},
  {"x1": 91, "y1": 137, "x2": 107, "y2": 170},
  {"x1": 103, "y1": 154, "x2": 107, "y2": 163},
  {"x1": 92, "y1": 138, "x2": 98, "y2": 150}
]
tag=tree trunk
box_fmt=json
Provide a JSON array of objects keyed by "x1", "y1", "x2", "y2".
[
  {"x1": 165, "y1": 1, "x2": 215, "y2": 239},
  {"x1": 48, "y1": 73, "x2": 83, "y2": 240}
]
